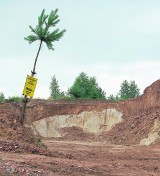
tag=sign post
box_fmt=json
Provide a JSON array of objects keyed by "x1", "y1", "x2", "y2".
[
  {"x1": 20, "y1": 75, "x2": 38, "y2": 125},
  {"x1": 23, "y1": 75, "x2": 38, "y2": 98}
]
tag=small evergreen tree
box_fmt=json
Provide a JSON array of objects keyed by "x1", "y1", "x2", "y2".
[
  {"x1": 50, "y1": 75, "x2": 61, "y2": 99},
  {"x1": 0, "y1": 92, "x2": 5, "y2": 103},
  {"x1": 129, "y1": 81, "x2": 140, "y2": 98},
  {"x1": 25, "y1": 9, "x2": 66, "y2": 76},
  {"x1": 119, "y1": 80, "x2": 140, "y2": 100},
  {"x1": 69, "y1": 72, "x2": 106, "y2": 99},
  {"x1": 21, "y1": 9, "x2": 66, "y2": 125}
]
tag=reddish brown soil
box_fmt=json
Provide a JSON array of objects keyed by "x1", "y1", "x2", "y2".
[
  {"x1": 0, "y1": 101, "x2": 43, "y2": 148},
  {"x1": 100, "y1": 106, "x2": 160, "y2": 145},
  {"x1": 0, "y1": 80, "x2": 159, "y2": 175},
  {"x1": 0, "y1": 140, "x2": 160, "y2": 176},
  {"x1": 24, "y1": 79, "x2": 160, "y2": 145}
]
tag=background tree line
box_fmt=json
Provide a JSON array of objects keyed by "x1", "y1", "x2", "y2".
[
  {"x1": 49, "y1": 72, "x2": 140, "y2": 101},
  {"x1": 0, "y1": 72, "x2": 140, "y2": 103}
]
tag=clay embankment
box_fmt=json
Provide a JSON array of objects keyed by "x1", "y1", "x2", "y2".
[
  {"x1": 0, "y1": 102, "x2": 44, "y2": 146},
  {"x1": 24, "y1": 80, "x2": 160, "y2": 145}
]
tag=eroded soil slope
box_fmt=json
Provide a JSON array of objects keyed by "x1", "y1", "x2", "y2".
[{"x1": 0, "y1": 102, "x2": 40, "y2": 145}]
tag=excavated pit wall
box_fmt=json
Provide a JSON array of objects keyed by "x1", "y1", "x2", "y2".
[
  {"x1": 25, "y1": 80, "x2": 160, "y2": 123},
  {"x1": 24, "y1": 80, "x2": 160, "y2": 144},
  {"x1": 26, "y1": 109, "x2": 123, "y2": 138},
  {"x1": 140, "y1": 118, "x2": 160, "y2": 146}
]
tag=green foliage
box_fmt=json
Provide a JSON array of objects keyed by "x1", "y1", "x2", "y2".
[
  {"x1": 118, "y1": 80, "x2": 140, "y2": 100},
  {"x1": 69, "y1": 72, "x2": 106, "y2": 99},
  {"x1": 25, "y1": 9, "x2": 66, "y2": 50},
  {"x1": 8, "y1": 96, "x2": 23, "y2": 102},
  {"x1": 49, "y1": 75, "x2": 61, "y2": 99},
  {"x1": 49, "y1": 75, "x2": 73, "y2": 100},
  {"x1": 107, "y1": 94, "x2": 119, "y2": 101},
  {"x1": 0, "y1": 92, "x2": 5, "y2": 103}
]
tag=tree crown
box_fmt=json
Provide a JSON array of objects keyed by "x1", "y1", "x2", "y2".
[
  {"x1": 119, "y1": 80, "x2": 140, "y2": 100},
  {"x1": 50, "y1": 75, "x2": 61, "y2": 99},
  {"x1": 69, "y1": 72, "x2": 106, "y2": 99},
  {"x1": 25, "y1": 9, "x2": 66, "y2": 50}
]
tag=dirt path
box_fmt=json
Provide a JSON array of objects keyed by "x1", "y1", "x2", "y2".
[{"x1": 0, "y1": 140, "x2": 160, "y2": 175}]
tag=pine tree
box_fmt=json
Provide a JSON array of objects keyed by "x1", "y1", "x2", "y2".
[
  {"x1": 50, "y1": 75, "x2": 61, "y2": 99},
  {"x1": 25, "y1": 9, "x2": 66, "y2": 76},
  {"x1": 21, "y1": 9, "x2": 65, "y2": 125}
]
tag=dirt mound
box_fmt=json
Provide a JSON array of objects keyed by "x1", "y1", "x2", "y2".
[
  {"x1": 0, "y1": 102, "x2": 43, "y2": 147},
  {"x1": 60, "y1": 126, "x2": 96, "y2": 141},
  {"x1": 0, "y1": 140, "x2": 47, "y2": 155}
]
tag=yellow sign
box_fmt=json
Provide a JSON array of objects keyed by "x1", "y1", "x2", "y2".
[{"x1": 23, "y1": 75, "x2": 38, "y2": 98}]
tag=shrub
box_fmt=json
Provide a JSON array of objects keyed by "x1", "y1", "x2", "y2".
[
  {"x1": 0, "y1": 92, "x2": 5, "y2": 103},
  {"x1": 8, "y1": 96, "x2": 23, "y2": 102}
]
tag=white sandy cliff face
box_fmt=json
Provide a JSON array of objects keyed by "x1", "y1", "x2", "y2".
[
  {"x1": 140, "y1": 118, "x2": 160, "y2": 146},
  {"x1": 26, "y1": 109, "x2": 123, "y2": 138}
]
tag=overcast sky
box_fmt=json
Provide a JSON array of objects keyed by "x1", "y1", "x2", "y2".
[{"x1": 0, "y1": 0, "x2": 159, "y2": 98}]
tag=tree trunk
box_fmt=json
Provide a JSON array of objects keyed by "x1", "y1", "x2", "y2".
[
  {"x1": 20, "y1": 40, "x2": 43, "y2": 125},
  {"x1": 31, "y1": 40, "x2": 43, "y2": 76},
  {"x1": 20, "y1": 95, "x2": 28, "y2": 125}
]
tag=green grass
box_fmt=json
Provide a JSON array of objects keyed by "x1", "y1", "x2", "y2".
[{"x1": 8, "y1": 96, "x2": 23, "y2": 102}]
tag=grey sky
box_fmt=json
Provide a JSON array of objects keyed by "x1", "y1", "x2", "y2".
[{"x1": 0, "y1": 0, "x2": 159, "y2": 98}]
